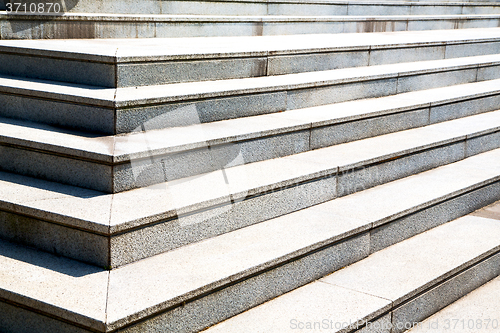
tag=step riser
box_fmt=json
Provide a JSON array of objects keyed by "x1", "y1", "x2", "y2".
[
  {"x1": 3, "y1": 39, "x2": 500, "y2": 88},
  {"x1": 337, "y1": 140, "x2": 465, "y2": 197},
  {"x1": 0, "y1": 92, "x2": 115, "y2": 134},
  {"x1": 2, "y1": 62, "x2": 499, "y2": 135},
  {"x1": 4, "y1": 91, "x2": 500, "y2": 193},
  {"x1": 4, "y1": 0, "x2": 500, "y2": 16},
  {"x1": 2, "y1": 16, "x2": 500, "y2": 39},
  {"x1": 1, "y1": 135, "x2": 499, "y2": 268},
  {"x1": 0, "y1": 233, "x2": 370, "y2": 333}
]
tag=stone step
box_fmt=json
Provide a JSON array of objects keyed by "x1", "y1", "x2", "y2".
[
  {"x1": 412, "y1": 0, "x2": 500, "y2": 1},
  {"x1": 2, "y1": 53, "x2": 500, "y2": 134},
  {"x1": 1, "y1": 113, "x2": 500, "y2": 267},
  {"x1": 3, "y1": 13, "x2": 500, "y2": 39},
  {"x1": 2, "y1": 187, "x2": 500, "y2": 332},
  {"x1": 408, "y1": 212, "x2": 500, "y2": 333},
  {"x1": 205, "y1": 208, "x2": 500, "y2": 333},
  {"x1": 2, "y1": 80, "x2": 500, "y2": 192},
  {"x1": 2, "y1": 28, "x2": 500, "y2": 87},
  {"x1": 3, "y1": 0, "x2": 500, "y2": 15}
]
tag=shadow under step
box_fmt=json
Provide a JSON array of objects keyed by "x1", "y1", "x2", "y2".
[{"x1": 2, "y1": 79, "x2": 500, "y2": 192}]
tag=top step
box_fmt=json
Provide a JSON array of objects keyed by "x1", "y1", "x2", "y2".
[
  {"x1": 3, "y1": 12, "x2": 500, "y2": 39},
  {"x1": 2, "y1": 0, "x2": 500, "y2": 15}
]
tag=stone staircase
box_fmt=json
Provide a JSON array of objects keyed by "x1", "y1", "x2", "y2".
[
  {"x1": 1, "y1": 0, "x2": 500, "y2": 332},
  {"x1": 4, "y1": 0, "x2": 500, "y2": 39}
]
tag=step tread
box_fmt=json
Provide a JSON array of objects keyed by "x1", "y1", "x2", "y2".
[
  {"x1": 1, "y1": 53, "x2": 499, "y2": 107},
  {"x1": 1, "y1": 111, "x2": 500, "y2": 233},
  {"x1": 205, "y1": 214, "x2": 500, "y2": 332},
  {"x1": 1, "y1": 28, "x2": 500, "y2": 62},
  {"x1": 2, "y1": 79, "x2": 499, "y2": 163},
  {"x1": 2, "y1": 189, "x2": 500, "y2": 331}
]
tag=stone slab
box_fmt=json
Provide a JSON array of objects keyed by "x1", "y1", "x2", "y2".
[
  {"x1": 392, "y1": 252, "x2": 500, "y2": 333},
  {"x1": 2, "y1": 123, "x2": 500, "y2": 266},
  {"x1": 0, "y1": 241, "x2": 109, "y2": 331},
  {"x1": 321, "y1": 216, "x2": 500, "y2": 307},
  {"x1": 1, "y1": 53, "x2": 500, "y2": 134},
  {"x1": 2, "y1": 78, "x2": 499, "y2": 165},
  {"x1": 0, "y1": 142, "x2": 498, "y2": 269},
  {"x1": 204, "y1": 282, "x2": 391, "y2": 333},
  {"x1": 1, "y1": 168, "x2": 500, "y2": 332},
  {"x1": 370, "y1": 181, "x2": 500, "y2": 252},
  {"x1": 5, "y1": 97, "x2": 500, "y2": 194},
  {"x1": 204, "y1": 214, "x2": 500, "y2": 333}
]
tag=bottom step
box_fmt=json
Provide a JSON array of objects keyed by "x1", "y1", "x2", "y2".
[
  {"x1": 1, "y1": 150, "x2": 500, "y2": 333},
  {"x1": 205, "y1": 202, "x2": 500, "y2": 333}
]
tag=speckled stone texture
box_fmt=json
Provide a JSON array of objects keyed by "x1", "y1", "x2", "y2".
[
  {"x1": 4, "y1": 15, "x2": 500, "y2": 39},
  {"x1": 3, "y1": 29, "x2": 500, "y2": 87},
  {"x1": 203, "y1": 215, "x2": 500, "y2": 333},
  {"x1": 473, "y1": 200, "x2": 500, "y2": 221},
  {"x1": 408, "y1": 275, "x2": 500, "y2": 333},
  {"x1": 393, "y1": 252, "x2": 500, "y2": 333},
  {"x1": 370, "y1": 181, "x2": 500, "y2": 253},
  {"x1": 3, "y1": 16, "x2": 500, "y2": 333},
  {"x1": 118, "y1": 233, "x2": 370, "y2": 333}
]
